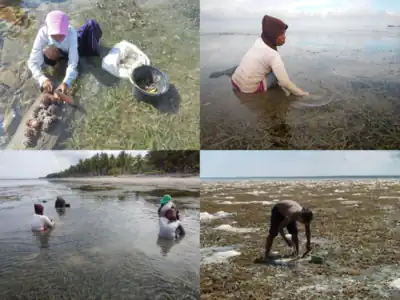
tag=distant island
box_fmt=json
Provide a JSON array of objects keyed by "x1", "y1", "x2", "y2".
[
  {"x1": 43, "y1": 150, "x2": 199, "y2": 178},
  {"x1": 388, "y1": 25, "x2": 400, "y2": 27}
]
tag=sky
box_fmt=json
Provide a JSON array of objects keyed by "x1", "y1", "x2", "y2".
[
  {"x1": 201, "y1": 0, "x2": 400, "y2": 32},
  {"x1": 0, "y1": 150, "x2": 148, "y2": 179},
  {"x1": 200, "y1": 151, "x2": 400, "y2": 178}
]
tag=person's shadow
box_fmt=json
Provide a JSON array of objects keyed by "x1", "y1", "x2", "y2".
[
  {"x1": 233, "y1": 89, "x2": 294, "y2": 149},
  {"x1": 78, "y1": 45, "x2": 120, "y2": 87}
]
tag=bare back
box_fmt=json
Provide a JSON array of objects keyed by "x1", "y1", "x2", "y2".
[{"x1": 276, "y1": 200, "x2": 303, "y2": 218}]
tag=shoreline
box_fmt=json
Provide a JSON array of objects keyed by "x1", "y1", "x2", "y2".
[{"x1": 45, "y1": 175, "x2": 200, "y2": 190}]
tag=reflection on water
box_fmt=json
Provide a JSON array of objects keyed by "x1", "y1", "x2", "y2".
[
  {"x1": 0, "y1": 180, "x2": 200, "y2": 299},
  {"x1": 200, "y1": 31, "x2": 400, "y2": 150}
]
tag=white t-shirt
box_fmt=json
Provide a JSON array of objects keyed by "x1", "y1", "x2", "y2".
[
  {"x1": 31, "y1": 214, "x2": 54, "y2": 232},
  {"x1": 158, "y1": 217, "x2": 181, "y2": 240},
  {"x1": 232, "y1": 38, "x2": 303, "y2": 95},
  {"x1": 27, "y1": 25, "x2": 79, "y2": 88}
]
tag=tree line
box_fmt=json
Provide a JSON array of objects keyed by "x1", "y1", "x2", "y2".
[{"x1": 45, "y1": 150, "x2": 199, "y2": 178}]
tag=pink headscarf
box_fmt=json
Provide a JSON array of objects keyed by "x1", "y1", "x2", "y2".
[{"x1": 45, "y1": 10, "x2": 69, "y2": 36}]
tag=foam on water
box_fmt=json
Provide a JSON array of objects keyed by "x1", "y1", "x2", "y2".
[
  {"x1": 200, "y1": 211, "x2": 233, "y2": 221},
  {"x1": 201, "y1": 245, "x2": 242, "y2": 264},
  {"x1": 215, "y1": 224, "x2": 258, "y2": 233}
]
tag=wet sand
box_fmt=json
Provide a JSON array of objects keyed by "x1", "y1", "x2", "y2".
[
  {"x1": 201, "y1": 179, "x2": 400, "y2": 299},
  {"x1": 47, "y1": 175, "x2": 200, "y2": 190},
  {"x1": 200, "y1": 30, "x2": 400, "y2": 150}
]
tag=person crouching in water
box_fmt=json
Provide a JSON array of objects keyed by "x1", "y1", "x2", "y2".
[
  {"x1": 27, "y1": 10, "x2": 79, "y2": 94},
  {"x1": 31, "y1": 204, "x2": 55, "y2": 232},
  {"x1": 232, "y1": 15, "x2": 309, "y2": 97},
  {"x1": 55, "y1": 196, "x2": 70, "y2": 208},
  {"x1": 264, "y1": 200, "x2": 313, "y2": 260},
  {"x1": 158, "y1": 194, "x2": 180, "y2": 220},
  {"x1": 158, "y1": 195, "x2": 185, "y2": 239}
]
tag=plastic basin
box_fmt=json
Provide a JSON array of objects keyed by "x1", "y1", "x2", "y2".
[{"x1": 131, "y1": 65, "x2": 169, "y2": 104}]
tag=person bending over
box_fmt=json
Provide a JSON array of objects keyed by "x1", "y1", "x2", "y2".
[{"x1": 264, "y1": 200, "x2": 313, "y2": 260}]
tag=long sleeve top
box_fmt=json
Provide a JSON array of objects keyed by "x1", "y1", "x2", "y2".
[
  {"x1": 232, "y1": 38, "x2": 304, "y2": 95},
  {"x1": 27, "y1": 25, "x2": 79, "y2": 88}
]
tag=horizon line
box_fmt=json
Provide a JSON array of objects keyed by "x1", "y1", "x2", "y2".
[{"x1": 201, "y1": 175, "x2": 400, "y2": 179}]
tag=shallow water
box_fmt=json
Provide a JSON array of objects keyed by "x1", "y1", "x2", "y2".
[
  {"x1": 0, "y1": 179, "x2": 200, "y2": 299},
  {"x1": 200, "y1": 29, "x2": 400, "y2": 150},
  {"x1": 201, "y1": 178, "x2": 400, "y2": 299},
  {"x1": 0, "y1": 0, "x2": 200, "y2": 149}
]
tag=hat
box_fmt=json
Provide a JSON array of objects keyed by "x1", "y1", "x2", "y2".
[
  {"x1": 160, "y1": 194, "x2": 171, "y2": 205},
  {"x1": 46, "y1": 10, "x2": 69, "y2": 36}
]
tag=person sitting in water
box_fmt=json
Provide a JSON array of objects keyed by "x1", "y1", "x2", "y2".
[
  {"x1": 27, "y1": 11, "x2": 102, "y2": 94},
  {"x1": 264, "y1": 200, "x2": 313, "y2": 260},
  {"x1": 31, "y1": 204, "x2": 55, "y2": 232},
  {"x1": 231, "y1": 15, "x2": 309, "y2": 96},
  {"x1": 55, "y1": 196, "x2": 70, "y2": 208},
  {"x1": 158, "y1": 194, "x2": 180, "y2": 220}
]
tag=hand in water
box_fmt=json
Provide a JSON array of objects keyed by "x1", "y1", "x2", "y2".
[
  {"x1": 42, "y1": 79, "x2": 53, "y2": 93},
  {"x1": 297, "y1": 90, "x2": 310, "y2": 97}
]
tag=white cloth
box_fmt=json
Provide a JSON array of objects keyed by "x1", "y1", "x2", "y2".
[
  {"x1": 158, "y1": 217, "x2": 181, "y2": 240},
  {"x1": 27, "y1": 25, "x2": 79, "y2": 88},
  {"x1": 31, "y1": 214, "x2": 54, "y2": 231},
  {"x1": 232, "y1": 38, "x2": 304, "y2": 95},
  {"x1": 158, "y1": 201, "x2": 174, "y2": 218}
]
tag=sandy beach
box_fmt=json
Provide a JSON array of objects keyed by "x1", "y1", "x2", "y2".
[
  {"x1": 46, "y1": 175, "x2": 200, "y2": 190},
  {"x1": 201, "y1": 179, "x2": 400, "y2": 299}
]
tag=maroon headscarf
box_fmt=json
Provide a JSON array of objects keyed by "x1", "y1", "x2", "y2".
[
  {"x1": 261, "y1": 15, "x2": 288, "y2": 51},
  {"x1": 34, "y1": 204, "x2": 44, "y2": 215}
]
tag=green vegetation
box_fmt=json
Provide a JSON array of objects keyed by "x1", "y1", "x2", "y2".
[
  {"x1": 45, "y1": 150, "x2": 199, "y2": 178},
  {"x1": 140, "y1": 189, "x2": 200, "y2": 198},
  {"x1": 71, "y1": 185, "x2": 117, "y2": 191},
  {"x1": 64, "y1": 0, "x2": 199, "y2": 149}
]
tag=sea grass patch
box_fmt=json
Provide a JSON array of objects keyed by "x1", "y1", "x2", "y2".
[{"x1": 201, "y1": 180, "x2": 400, "y2": 299}]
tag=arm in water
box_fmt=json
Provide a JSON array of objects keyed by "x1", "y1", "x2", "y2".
[
  {"x1": 176, "y1": 224, "x2": 186, "y2": 238},
  {"x1": 270, "y1": 55, "x2": 309, "y2": 97},
  {"x1": 42, "y1": 215, "x2": 55, "y2": 229}
]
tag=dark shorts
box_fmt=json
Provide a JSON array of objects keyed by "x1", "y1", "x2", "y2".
[
  {"x1": 43, "y1": 49, "x2": 68, "y2": 66},
  {"x1": 269, "y1": 205, "x2": 298, "y2": 237}
]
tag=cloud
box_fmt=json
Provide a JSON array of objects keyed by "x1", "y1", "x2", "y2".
[
  {"x1": 0, "y1": 150, "x2": 148, "y2": 179},
  {"x1": 201, "y1": 0, "x2": 398, "y2": 19}
]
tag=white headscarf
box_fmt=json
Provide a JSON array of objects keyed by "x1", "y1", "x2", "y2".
[{"x1": 159, "y1": 201, "x2": 174, "y2": 218}]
